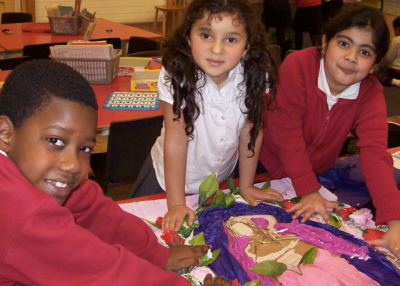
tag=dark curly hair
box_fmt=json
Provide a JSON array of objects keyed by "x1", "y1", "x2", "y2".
[
  {"x1": 0, "y1": 59, "x2": 98, "y2": 130},
  {"x1": 162, "y1": 0, "x2": 277, "y2": 155},
  {"x1": 322, "y1": 5, "x2": 389, "y2": 64}
]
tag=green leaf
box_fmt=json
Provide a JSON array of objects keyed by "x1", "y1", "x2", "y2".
[
  {"x1": 224, "y1": 194, "x2": 236, "y2": 208},
  {"x1": 142, "y1": 218, "x2": 161, "y2": 229},
  {"x1": 227, "y1": 176, "x2": 239, "y2": 194},
  {"x1": 201, "y1": 248, "x2": 221, "y2": 266},
  {"x1": 261, "y1": 179, "x2": 271, "y2": 189},
  {"x1": 263, "y1": 199, "x2": 285, "y2": 208},
  {"x1": 249, "y1": 260, "x2": 287, "y2": 276},
  {"x1": 331, "y1": 201, "x2": 345, "y2": 207},
  {"x1": 328, "y1": 212, "x2": 342, "y2": 229},
  {"x1": 291, "y1": 197, "x2": 302, "y2": 203},
  {"x1": 215, "y1": 189, "x2": 227, "y2": 207},
  {"x1": 188, "y1": 232, "x2": 206, "y2": 246},
  {"x1": 199, "y1": 173, "x2": 219, "y2": 205},
  {"x1": 243, "y1": 280, "x2": 261, "y2": 286},
  {"x1": 298, "y1": 247, "x2": 318, "y2": 266}
]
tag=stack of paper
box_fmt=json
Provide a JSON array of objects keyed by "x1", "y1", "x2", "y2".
[{"x1": 50, "y1": 43, "x2": 113, "y2": 59}]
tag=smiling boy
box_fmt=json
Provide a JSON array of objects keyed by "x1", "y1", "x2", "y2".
[{"x1": 0, "y1": 60, "x2": 211, "y2": 285}]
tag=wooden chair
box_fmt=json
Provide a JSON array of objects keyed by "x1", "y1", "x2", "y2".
[
  {"x1": 269, "y1": 44, "x2": 282, "y2": 68},
  {"x1": 127, "y1": 36, "x2": 161, "y2": 55},
  {"x1": 90, "y1": 116, "x2": 164, "y2": 193},
  {"x1": 0, "y1": 56, "x2": 31, "y2": 70},
  {"x1": 23, "y1": 42, "x2": 67, "y2": 60},
  {"x1": 1, "y1": 12, "x2": 32, "y2": 24},
  {"x1": 152, "y1": 5, "x2": 186, "y2": 40}
]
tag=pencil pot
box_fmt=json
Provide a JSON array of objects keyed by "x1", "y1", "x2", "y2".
[
  {"x1": 51, "y1": 49, "x2": 122, "y2": 85},
  {"x1": 48, "y1": 15, "x2": 93, "y2": 35}
]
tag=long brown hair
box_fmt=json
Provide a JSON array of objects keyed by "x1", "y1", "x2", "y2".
[{"x1": 162, "y1": 0, "x2": 277, "y2": 154}]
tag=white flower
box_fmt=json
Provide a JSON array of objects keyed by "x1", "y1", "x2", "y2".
[{"x1": 348, "y1": 208, "x2": 376, "y2": 229}]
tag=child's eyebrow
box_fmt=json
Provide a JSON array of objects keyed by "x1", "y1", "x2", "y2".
[
  {"x1": 45, "y1": 125, "x2": 96, "y2": 142},
  {"x1": 336, "y1": 34, "x2": 376, "y2": 53}
]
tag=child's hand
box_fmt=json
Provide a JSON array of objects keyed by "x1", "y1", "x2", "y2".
[
  {"x1": 164, "y1": 244, "x2": 211, "y2": 271},
  {"x1": 162, "y1": 205, "x2": 196, "y2": 231},
  {"x1": 204, "y1": 274, "x2": 231, "y2": 286},
  {"x1": 288, "y1": 191, "x2": 340, "y2": 223},
  {"x1": 240, "y1": 186, "x2": 284, "y2": 206},
  {"x1": 366, "y1": 219, "x2": 400, "y2": 260}
]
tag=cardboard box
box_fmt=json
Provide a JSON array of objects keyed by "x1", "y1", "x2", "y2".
[{"x1": 131, "y1": 79, "x2": 158, "y2": 91}]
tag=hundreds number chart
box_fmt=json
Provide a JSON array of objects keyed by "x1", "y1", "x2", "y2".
[{"x1": 103, "y1": 91, "x2": 160, "y2": 110}]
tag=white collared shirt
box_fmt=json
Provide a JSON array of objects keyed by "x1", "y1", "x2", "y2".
[
  {"x1": 0, "y1": 149, "x2": 7, "y2": 157},
  {"x1": 318, "y1": 58, "x2": 360, "y2": 110},
  {"x1": 152, "y1": 63, "x2": 248, "y2": 193}
]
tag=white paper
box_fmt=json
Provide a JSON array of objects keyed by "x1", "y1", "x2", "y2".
[{"x1": 270, "y1": 177, "x2": 337, "y2": 201}]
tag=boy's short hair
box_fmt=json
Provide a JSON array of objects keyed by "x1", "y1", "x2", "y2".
[
  {"x1": 0, "y1": 59, "x2": 98, "y2": 130},
  {"x1": 393, "y1": 16, "x2": 400, "y2": 30}
]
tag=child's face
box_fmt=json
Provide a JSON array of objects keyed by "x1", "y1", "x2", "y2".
[
  {"x1": 187, "y1": 13, "x2": 248, "y2": 89},
  {"x1": 322, "y1": 27, "x2": 379, "y2": 95},
  {"x1": 3, "y1": 97, "x2": 97, "y2": 205}
]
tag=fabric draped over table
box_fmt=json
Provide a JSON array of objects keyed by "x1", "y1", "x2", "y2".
[{"x1": 194, "y1": 203, "x2": 400, "y2": 286}]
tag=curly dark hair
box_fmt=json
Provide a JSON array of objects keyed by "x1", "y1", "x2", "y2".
[
  {"x1": 162, "y1": 0, "x2": 277, "y2": 155},
  {"x1": 0, "y1": 59, "x2": 98, "y2": 130},
  {"x1": 322, "y1": 5, "x2": 389, "y2": 64}
]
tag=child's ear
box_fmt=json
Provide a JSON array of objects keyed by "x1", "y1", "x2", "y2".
[{"x1": 0, "y1": 115, "x2": 14, "y2": 153}]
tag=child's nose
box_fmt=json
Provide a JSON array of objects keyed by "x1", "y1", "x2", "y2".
[
  {"x1": 345, "y1": 50, "x2": 357, "y2": 63},
  {"x1": 59, "y1": 150, "x2": 82, "y2": 174},
  {"x1": 211, "y1": 41, "x2": 224, "y2": 54}
]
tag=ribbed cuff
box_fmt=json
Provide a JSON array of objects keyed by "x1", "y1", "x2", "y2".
[
  {"x1": 375, "y1": 200, "x2": 400, "y2": 225},
  {"x1": 292, "y1": 172, "x2": 321, "y2": 196}
]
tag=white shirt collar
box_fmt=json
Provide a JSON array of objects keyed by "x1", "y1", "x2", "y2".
[
  {"x1": 318, "y1": 58, "x2": 360, "y2": 110},
  {"x1": 0, "y1": 149, "x2": 7, "y2": 157}
]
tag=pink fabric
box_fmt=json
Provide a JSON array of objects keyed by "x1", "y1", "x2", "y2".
[
  {"x1": 278, "y1": 249, "x2": 380, "y2": 286},
  {"x1": 224, "y1": 228, "x2": 275, "y2": 286},
  {"x1": 251, "y1": 217, "x2": 270, "y2": 229},
  {"x1": 274, "y1": 220, "x2": 369, "y2": 259}
]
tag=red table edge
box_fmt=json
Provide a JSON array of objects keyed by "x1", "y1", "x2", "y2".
[{"x1": 117, "y1": 147, "x2": 400, "y2": 204}]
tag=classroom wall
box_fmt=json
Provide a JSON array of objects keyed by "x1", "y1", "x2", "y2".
[{"x1": 35, "y1": 0, "x2": 166, "y2": 23}]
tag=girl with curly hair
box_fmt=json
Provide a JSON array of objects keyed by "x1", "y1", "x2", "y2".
[{"x1": 130, "y1": 0, "x2": 283, "y2": 231}]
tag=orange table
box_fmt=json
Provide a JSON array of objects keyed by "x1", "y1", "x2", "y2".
[
  {"x1": 0, "y1": 72, "x2": 163, "y2": 131},
  {"x1": 0, "y1": 18, "x2": 162, "y2": 57},
  {"x1": 92, "y1": 76, "x2": 163, "y2": 132}
]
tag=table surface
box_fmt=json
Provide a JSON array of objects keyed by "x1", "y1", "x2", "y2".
[
  {"x1": 0, "y1": 18, "x2": 162, "y2": 53},
  {"x1": 0, "y1": 71, "x2": 163, "y2": 130},
  {"x1": 92, "y1": 76, "x2": 163, "y2": 130}
]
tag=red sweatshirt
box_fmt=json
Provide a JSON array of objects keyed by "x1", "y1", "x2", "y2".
[
  {"x1": 260, "y1": 47, "x2": 400, "y2": 225},
  {"x1": 0, "y1": 154, "x2": 190, "y2": 285}
]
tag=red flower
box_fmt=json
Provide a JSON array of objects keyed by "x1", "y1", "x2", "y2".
[
  {"x1": 283, "y1": 201, "x2": 295, "y2": 210},
  {"x1": 337, "y1": 206, "x2": 357, "y2": 217},
  {"x1": 155, "y1": 216, "x2": 163, "y2": 227},
  {"x1": 205, "y1": 193, "x2": 217, "y2": 205},
  {"x1": 230, "y1": 279, "x2": 242, "y2": 286},
  {"x1": 363, "y1": 229, "x2": 385, "y2": 241},
  {"x1": 161, "y1": 229, "x2": 185, "y2": 246}
]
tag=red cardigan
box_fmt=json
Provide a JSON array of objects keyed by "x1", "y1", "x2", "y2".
[
  {"x1": 0, "y1": 154, "x2": 190, "y2": 286},
  {"x1": 260, "y1": 47, "x2": 400, "y2": 225}
]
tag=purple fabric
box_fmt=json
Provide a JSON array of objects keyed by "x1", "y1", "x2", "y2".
[
  {"x1": 274, "y1": 220, "x2": 369, "y2": 259},
  {"x1": 194, "y1": 203, "x2": 400, "y2": 285},
  {"x1": 224, "y1": 229, "x2": 275, "y2": 285}
]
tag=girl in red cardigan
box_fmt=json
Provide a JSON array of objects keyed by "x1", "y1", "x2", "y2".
[{"x1": 260, "y1": 6, "x2": 400, "y2": 259}]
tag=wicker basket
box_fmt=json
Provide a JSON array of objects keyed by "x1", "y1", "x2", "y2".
[
  {"x1": 51, "y1": 49, "x2": 122, "y2": 85},
  {"x1": 48, "y1": 15, "x2": 93, "y2": 35}
]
